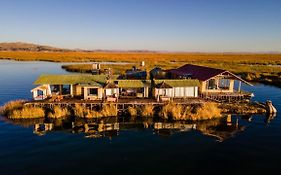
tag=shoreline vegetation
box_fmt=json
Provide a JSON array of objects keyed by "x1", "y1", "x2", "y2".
[
  {"x1": 0, "y1": 99, "x2": 266, "y2": 120},
  {"x1": 0, "y1": 51, "x2": 279, "y2": 87}
]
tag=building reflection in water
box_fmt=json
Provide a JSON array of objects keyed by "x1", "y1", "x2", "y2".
[{"x1": 4, "y1": 113, "x2": 276, "y2": 142}]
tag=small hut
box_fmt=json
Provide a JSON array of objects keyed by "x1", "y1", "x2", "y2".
[{"x1": 31, "y1": 84, "x2": 51, "y2": 100}]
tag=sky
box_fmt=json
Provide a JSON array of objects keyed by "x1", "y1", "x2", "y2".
[{"x1": 0, "y1": 0, "x2": 280, "y2": 52}]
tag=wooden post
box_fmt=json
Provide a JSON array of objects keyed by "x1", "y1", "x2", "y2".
[
  {"x1": 70, "y1": 84, "x2": 74, "y2": 97},
  {"x1": 238, "y1": 81, "x2": 241, "y2": 92},
  {"x1": 59, "y1": 85, "x2": 62, "y2": 95}
]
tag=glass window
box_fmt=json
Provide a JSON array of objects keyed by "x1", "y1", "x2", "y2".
[
  {"x1": 219, "y1": 79, "x2": 230, "y2": 90},
  {"x1": 207, "y1": 79, "x2": 217, "y2": 90},
  {"x1": 89, "y1": 88, "x2": 98, "y2": 95}
]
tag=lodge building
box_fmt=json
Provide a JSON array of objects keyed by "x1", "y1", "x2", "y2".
[{"x1": 31, "y1": 64, "x2": 252, "y2": 102}]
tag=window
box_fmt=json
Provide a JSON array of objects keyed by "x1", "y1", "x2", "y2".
[
  {"x1": 207, "y1": 79, "x2": 217, "y2": 90},
  {"x1": 89, "y1": 88, "x2": 98, "y2": 95},
  {"x1": 219, "y1": 79, "x2": 230, "y2": 90}
]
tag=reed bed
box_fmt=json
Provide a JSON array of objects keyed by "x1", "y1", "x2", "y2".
[
  {"x1": 0, "y1": 100, "x2": 26, "y2": 116},
  {"x1": 47, "y1": 106, "x2": 71, "y2": 119},
  {"x1": 9, "y1": 107, "x2": 45, "y2": 119},
  {"x1": 73, "y1": 104, "x2": 117, "y2": 118},
  {"x1": 0, "y1": 99, "x2": 264, "y2": 120},
  {"x1": 127, "y1": 104, "x2": 155, "y2": 117},
  {"x1": 127, "y1": 106, "x2": 138, "y2": 117},
  {"x1": 160, "y1": 102, "x2": 222, "y2": 121},
  {"x1": 0, "y1": 100, "x2": 45, "y2": 119},
  {"x1": 141, "y1": 104, "x2": 154, "y2": 117}
]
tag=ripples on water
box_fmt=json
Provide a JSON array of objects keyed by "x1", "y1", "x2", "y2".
[{"x1": 0, "y1": 60, "x2": 280, "y2": 175}]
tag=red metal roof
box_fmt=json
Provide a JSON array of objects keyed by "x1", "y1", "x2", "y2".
[
  {"x1": 169, "y1": 64, "x2": 252, "y2": 86},
  {"x1": 170, "y1": 64, "x2": 225, "y2": 81}
]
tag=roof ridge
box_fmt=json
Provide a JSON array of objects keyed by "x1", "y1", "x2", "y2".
[{"x1": 182, "y1": 63, "x2": 225, "y2": 71}]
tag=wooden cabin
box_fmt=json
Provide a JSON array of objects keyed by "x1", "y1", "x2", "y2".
[
  {"x1": 82, "y1": 83, "x2": 103, "y2": 100},
  {"x1": 32, "y1": 64, "x2": 253, "y2": 102},
  {"x1": 169, "y1": 64, "x2": 253, "y2": 100},
  {"x1": 153, "y1": 79, "x2": 200, "y2": 101},
  {"x1": 31, "y1": 84, "x2": 52, "y2": 100},
  {"x1": 32, "y1": 74, "x2": 118, "y2": 101}
]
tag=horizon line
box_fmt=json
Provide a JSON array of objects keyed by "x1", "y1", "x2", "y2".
[{"x1": 1, "y1": 41, "x2": 281, "y2": 54}]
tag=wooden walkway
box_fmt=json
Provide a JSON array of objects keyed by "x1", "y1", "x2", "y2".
[
  {"x1": 200, "y1": 92, "x2": 252, "y2": 102},
  {"x1": 24, "y1": 98, "x2": 205, "y2": 112}
]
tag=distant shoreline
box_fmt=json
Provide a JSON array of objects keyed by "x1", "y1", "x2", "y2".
[{"x1": 0, "y1": 51, "x2": 280, "y2": 89}]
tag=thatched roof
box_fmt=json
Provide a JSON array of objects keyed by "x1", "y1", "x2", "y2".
[
  {"x1": 104, "y1": 82, "x2": 118, "y2": 89},
  {"x1": 154, "y1": 79, "x2": 200, "y2": 87},
  {"x1": 117, "y1": 80, "x2": 151, "y2": 88},
  {"x1": 155, "y1": 82, "x2": 173, "y2": 89},
  {"x1": 34, "y1": 74, "x2": 118, "y2": 85}
]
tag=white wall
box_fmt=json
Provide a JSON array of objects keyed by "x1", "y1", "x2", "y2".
[
  {"x1": 155, "y1": 86, "x2": 198, "y2": 98},
  {"x1": 105, "y1": 88, "x2": 119, "y2": 96}
]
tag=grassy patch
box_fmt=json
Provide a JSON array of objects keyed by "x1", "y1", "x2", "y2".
[
  {"x1": 0, "y1": 100, "x2": 26, "y2": 116},
  {"x1": 47, "y1": 106, "x2": 71, "y2": 119},
  {"x1": 9, "y1": 107, "x2": 45, "y2": 119},
  {"x1": 73, "y1": 104, "x2": 117, "y2": 118},
  {"x1": 127, "y1": 106, "x2": 138, "y2": 117},
  {"x1": 159, "y1": 102, "x2": 222, "y2": 121},
  {"x1": 141, "y1": 104, "x2": 154, "y2": 117},
  {"x1": 0, "y1": 100, "x2": 45, "y2": 119}
]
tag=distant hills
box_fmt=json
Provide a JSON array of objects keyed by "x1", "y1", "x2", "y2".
[
  {"x1": 0, "y1": 42, "x2": 161, "y2": 53},
  {"x1": 0, "y1": 42, "x2": 71, "y2": 52},
  {"x1": 0, "y1": 42, "x2": 280, "y2": 54}
]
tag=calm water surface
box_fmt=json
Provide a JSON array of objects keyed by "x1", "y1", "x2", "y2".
[{"x1": 0, "y1": 60, "x2": 281, "y2": 175}]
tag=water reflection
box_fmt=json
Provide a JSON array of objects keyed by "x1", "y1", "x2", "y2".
[{"x1": 1, "y1": 113, "x2": 277, "y2": 142}]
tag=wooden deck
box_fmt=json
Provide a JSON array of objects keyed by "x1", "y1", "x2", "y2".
[
  {"x1": 200, "y1": 92, "x2": 252, "y2": 102},
  {"x1": 26, "y1": 97, "x2": 205, "y2": 105},
  {"x1": 24, "y1": 97, "x2": 206, "y2": 112}
]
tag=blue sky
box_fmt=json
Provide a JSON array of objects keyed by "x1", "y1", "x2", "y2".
[{"x1": 0, "y1": 0, "x2": 280, "y2": 52}]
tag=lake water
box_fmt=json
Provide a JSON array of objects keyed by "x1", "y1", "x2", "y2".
[{"x1": 0, "y1": 60, "x2": 281, "y2": 175}]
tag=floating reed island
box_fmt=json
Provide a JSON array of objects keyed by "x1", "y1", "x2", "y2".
[
  {"x1": 0, "y1": 63, "x2": 277, "y2": 120},
  {"x1": 0, "y1": 99, "x2": 272, "y2": 121}
]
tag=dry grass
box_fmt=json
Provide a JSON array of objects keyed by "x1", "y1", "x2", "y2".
[
  {"x1": 1, "y1": 51, "x2": 280, "y2": 63},
  {"x1": 9, "y1": 106, "x2": 45, "y2": 119},
  {"x1": 160, "y1": 102, "x2": 182, "y2": 119},
  {"x1": 73, "y1": 104, "x2": 117, "y2": 118},
  {"x1": 128, "y1": 106, "x2": 138, "y2": 117},
  {"x1": 189, "y1": 103, "x2": 222, "y2": 121},
  {"x1": 127, "y1": 104, "x2": 154, "y2": 117},
  {"x1": 73, "y1": 104, "x2": 91, "y2": 118},
  {"x1": 159, "y1": 102, "x2": 222, "y2": 121},
  {"x1": 1, "y1": 51, "x2": 280, "y2": 84},
  {"x1": 0, "y1": 100, "x2": 26, "y2": 116},
  {"x1": 99, "y1": 104, "x2": 117, "y2": 117},
  {"x1": 47, "y1": 106, "x2": 70, "y2": 119},
  {"x1": 141, "y1": 104, "x2": 154, "y2": 117},
  {"x1": 0, "y1": 100, "x2": 45, "y2": 119}
]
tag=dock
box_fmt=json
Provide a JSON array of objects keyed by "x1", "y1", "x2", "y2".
[{"x1": 24, "y1": 97, "x2": 206, "y2": 113}]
